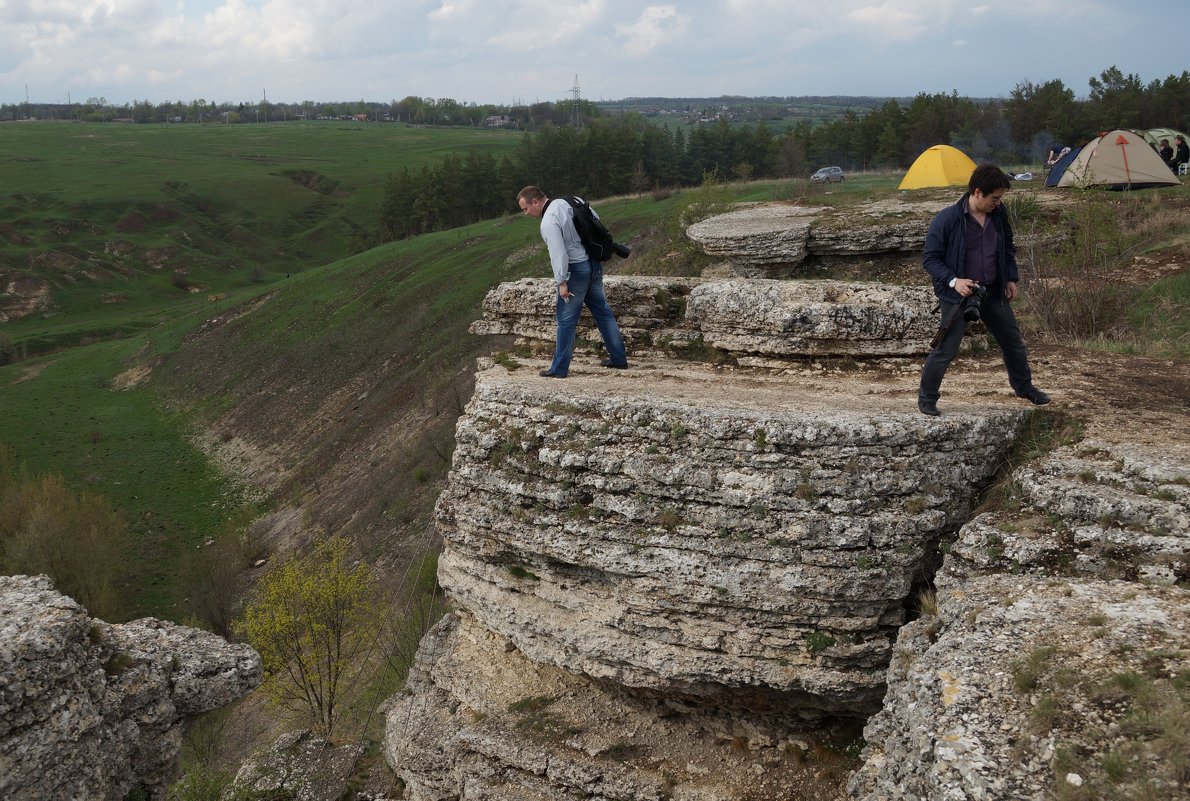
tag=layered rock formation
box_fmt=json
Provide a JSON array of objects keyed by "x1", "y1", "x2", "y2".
[
  {"x1": 386, "y1": 199, "x2": 1188, "y2": 801},
  {"x1": 433, "y1": 362, "x2": 1022, "y2": 715},
  {"x1": 470, "y1": 276, "x2": 937, "y2": 362},
  {"x1": 850, "y1": 439, "x2": 1189, "y2": 800},
  {"x1": 0, "y1": 575, "x2": 262, "y2": 801},
  {"x1": 684, "y1": 199, "x2": 950, "y2": 276},
  {"x1": 388, "y1": 256, "x2": 1038, "y2": 799}
]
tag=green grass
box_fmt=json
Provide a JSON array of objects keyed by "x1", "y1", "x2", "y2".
[
  {"x1": 1, "y1": 123, "x2": 1185, "y2": 625},
  {"x1": 0, "y1": 338, "x2": 257, "y2": 618},
  {"x1": 0, "y1": 121, "x2": 522, "y2": 356}
]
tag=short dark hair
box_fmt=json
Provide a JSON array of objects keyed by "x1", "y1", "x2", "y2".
[
  {"x1": 968, "y1": 164, "x2": 1011, "y2": 195},
  {"x1": 517, "y1": 186, "x2": 546, "y2": 204}
]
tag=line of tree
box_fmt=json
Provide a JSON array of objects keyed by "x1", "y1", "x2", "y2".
[
  {"x1": 6, "y1": 65, "x2": 1186, "y2": 136},
  {"x1": 376, "y1": 67, "x2": 1190, "y2": 241}
]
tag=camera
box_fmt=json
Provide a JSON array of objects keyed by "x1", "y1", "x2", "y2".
[
  {"x1": 961, "y1": 283, "x2": 987, "y2": 322},
  {"x1": 612, "y1": 242, "x2": 632, "y2": 259}
]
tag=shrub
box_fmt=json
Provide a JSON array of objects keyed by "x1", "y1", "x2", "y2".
[
  {"x1": 0, "y1": 331, "x2": 15, "y2": 366},
  {"x1": 238, "y1": 535, "x2": 383, "y2": 735},
  {"x1": 0, "y1": 453, "x2": 125, "y2": 619},
  {"x1": 1016, "y1": 194, "x2": 1157, "y2": 345}
]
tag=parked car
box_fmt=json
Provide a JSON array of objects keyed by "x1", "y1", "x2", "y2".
[{"x1": 810, "y1": 166, "x2": 845, "y2": 183}]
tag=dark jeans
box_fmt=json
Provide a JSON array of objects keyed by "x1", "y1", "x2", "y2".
[
  {"x1": 919, "y1": 292, "x2": 1033, "y2": 403},
  {"x1": 547, "y1": 259, "x2": 627, "y2": 376}
]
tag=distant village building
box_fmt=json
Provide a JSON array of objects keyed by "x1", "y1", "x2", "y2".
[{"x1": 484, "y1": 114, "x2": 516, "y2": 129}]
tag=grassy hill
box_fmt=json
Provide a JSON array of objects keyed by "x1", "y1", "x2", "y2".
[
  {"x1": 0, "y1": 128, "x2": 793, "y2": 619},
  {"x1": 1, "y1": 121, "x2": 1187, "y2": 627},
  {"x1": 0, "y1": 121, "x2": 521, "y2": 355}
]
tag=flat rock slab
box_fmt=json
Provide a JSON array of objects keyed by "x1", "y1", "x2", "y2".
[
  {"x1": 434, "y1": 363, "x2": 1026, "y2": 715},
  {"x1": 685, "y1": 200, "x2": 951, "y2": 276}
]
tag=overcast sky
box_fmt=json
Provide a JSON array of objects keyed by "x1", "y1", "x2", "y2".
[{"x1": 2, "y1": 0, "x2": 1185, "y2": 107}]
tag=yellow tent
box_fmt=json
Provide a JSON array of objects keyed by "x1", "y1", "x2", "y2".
[{"x1": 898, "y1": 145, "x2": 977, "y2": 190}]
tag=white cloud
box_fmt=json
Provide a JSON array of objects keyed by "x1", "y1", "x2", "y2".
[
  {"x1": 847, "y1": 3, "x2": 932, "y2": 42},
  {"x1": 0, "y1": 0, "x2": 1185, "y2": 105},
  {"x1": 616, "y1": 5, "x2": 688, "y2": 57}
]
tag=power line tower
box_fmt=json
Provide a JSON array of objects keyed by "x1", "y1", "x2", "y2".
[{"x1": 569, "y1": 74, "x2": 582, "y2": 129}]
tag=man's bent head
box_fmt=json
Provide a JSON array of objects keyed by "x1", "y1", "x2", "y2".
[{"x1": 517, "y1": 185, "x2": 547, "y2": 218}]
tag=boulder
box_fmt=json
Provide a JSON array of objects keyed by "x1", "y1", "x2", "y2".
[{"x1": 0, "y1": 575, "x2": 261, "y2": 801}]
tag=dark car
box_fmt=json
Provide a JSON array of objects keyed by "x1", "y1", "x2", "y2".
[{"x1": 810, "y1": 166, "x2": 845, "y2": 183}]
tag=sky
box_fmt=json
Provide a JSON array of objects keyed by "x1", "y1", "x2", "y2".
[{"x1": 1, "y1": 0, "x2": 1185, "y2": 107}]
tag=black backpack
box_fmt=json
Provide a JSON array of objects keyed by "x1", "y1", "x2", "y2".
[{"x1": 546, "y1": 195, "x2": 629, "y2": 262}]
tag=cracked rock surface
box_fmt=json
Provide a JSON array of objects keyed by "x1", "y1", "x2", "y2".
[{"x1": 0, "y1": 575, "x2": 261, "y2": 801}]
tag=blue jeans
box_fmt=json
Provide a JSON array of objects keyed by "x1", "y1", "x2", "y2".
[
  {"x1": 548, "y1": 259, "x2": 627, "y2": 376},
  {"x1": 919, "y1": 291, "x2": 1033, "y2": 403}
]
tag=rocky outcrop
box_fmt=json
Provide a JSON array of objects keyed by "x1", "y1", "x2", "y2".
[
  {"x1": 848, "y1": 575, "x2": 1187, "y2": 801},
  {"x1": 387, "y1": 611, "x2": 864, "y2": 801},
  {"x1": 387, "y1": 315, "x2": 1035, "y2": 800},
  {"x1": 946, "y1": 439, "x2": 1188, "y2": 585},
  {"x1": 851, "y1": 439, "x2": 1189, "y2": 800},
  {"x1": 433, "y1": 363, "x2": 1023, "y2": 716},
  {"x1": 232, "y1": 729, "x2": 370, "y2": 801},
  {"x1": 685, "y1": 199, "x2": 950, "y2": 276},
  {"x1": 470, "y1": 276, "x2": 938, "y2": 361},
  {"x1": 0, "y1": 575, "x2": 262, "y2": 801},
  {"x1": 0, "y1": 268, "x2": 50, "y2": 324},
  {"x1": 386, "y1": 204, "x2": 1186, "y2": 801}
]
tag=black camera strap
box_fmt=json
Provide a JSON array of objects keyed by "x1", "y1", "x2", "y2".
[{"x1": 928, "y1": 301, "x2": 964, "y2": 351}]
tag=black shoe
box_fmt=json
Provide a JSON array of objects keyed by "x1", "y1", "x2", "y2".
[
  {"x1": 601, "y1": 359, "x2": 628, "y2": 369},
  {"x1": 539, "y1": 369, "x2": 566, "y2": 378},
  {"x1": 918, "y1": 400, "x2": 940, "y2": 417},
  {"x1": 1016, "y1": 387, "x2": 1051, "y2": 405}
]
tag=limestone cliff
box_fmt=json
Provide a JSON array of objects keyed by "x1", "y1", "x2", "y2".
[
  {"x1": 850, "y1": 439, "x2": 1188, "y2": 800},
  {"x1": 386, "y1": 199, "x2": 1036, "y2": 799},
  {"x1": 0, "y1": 575, "x2": 262, "y2": 801},
  {"x1": 385, "y1": 200, "x2": 1188, "y2": 801}
]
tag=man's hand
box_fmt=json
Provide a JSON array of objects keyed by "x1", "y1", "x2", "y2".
[
  {"x1": 953, "y1": 278, "x2": 980, "y2": 297},
  {"x1": 1005, "y1": 281, "x2": 1018, "y2": 301},
  {"x1": 559, "y1": 281, "x2": 572, "y2": 301}
]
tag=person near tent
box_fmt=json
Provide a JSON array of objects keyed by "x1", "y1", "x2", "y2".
[
  {"x1": 1159, "y1": 139, "x2": 1175, "y2": 170},
  {"x1": 917, "y1": 164, "x2": 1051, "y2": 417},
  {"x1": 1045, "y1": 144, "x2": 1068, "y2": 167},
  {"x1": 1175, "y1": 136, "x2": 1189, "y2": 172}
]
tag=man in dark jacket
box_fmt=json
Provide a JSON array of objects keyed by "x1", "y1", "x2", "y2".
[{"x1": 918, "y1": 164, "x2": 1050, "y2": 416}]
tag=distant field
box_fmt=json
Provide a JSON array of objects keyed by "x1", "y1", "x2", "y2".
[
  {"x1": 0, "y1": 121, "x2": 522, "y2": 353},
  {"x1": 0, "y1": 120, "x2": 521, "y2": 206}
]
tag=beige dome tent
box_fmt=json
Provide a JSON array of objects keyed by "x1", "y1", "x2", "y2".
[
  {"x1": 1139, "y1": 127, "x2": 1188, "y2": 151},
  {"x1": 1046, "y1": 129, "x2": 1179, "y2": 189},
  {"x1": 898, "y1": 145, "x2": 977, "y2": 190}
]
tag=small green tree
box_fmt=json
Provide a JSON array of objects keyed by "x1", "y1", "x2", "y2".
[{"x1": 239, "y1": 535, "x2": 382, "y2": 735}]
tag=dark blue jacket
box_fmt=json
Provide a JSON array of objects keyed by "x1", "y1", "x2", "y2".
[{"x1": 923, "y1": 193, "x2": 1019, "y2": 304}]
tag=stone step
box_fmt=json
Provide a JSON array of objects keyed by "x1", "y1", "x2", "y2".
[{"x1": 471, "y1": 276, "x2": 939, "y2": 362}]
